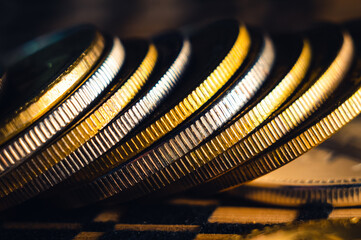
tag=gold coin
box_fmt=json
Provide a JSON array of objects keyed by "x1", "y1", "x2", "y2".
[
  {"x1": 70, "y1": 20, "x2": 251, "y2": 182},
  {"x1": 183, "y1": 27, "x2": 354, "y2": 195},
  {"x1": 206, "y1": 66, "x2": 361, "y2": 193},
  {"x1": 0, "y1": 25, "x2": 105, "y2": 145},
  {"x1": 64, "y1": 32, "x2": 313, "y2": 205},
  {"x1": 0, "y1": 40, "x2": 158, "y2": 209},
  {"x1": 0, "y1": 36, "x2": 125, "y2": 175},
  {"x1": 121, "y1": 27, "x2": 351, "y2": 203}
]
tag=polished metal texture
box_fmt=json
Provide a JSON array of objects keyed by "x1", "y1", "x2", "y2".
[
  {"x1": 65, "y1": 33, "x2": 274, "y2": 204},
  {"x1": 64, "y1": 35, "x2": 314, "y2": 205},
  {"x1": 0, "y1": 36, "x2": 192, "y2": 209},
  {"x1": 0, "y1": 27, "x2": 105, "y2": 145},
  {"x1": 0, "y1": 20, "x2": 360, "y2": 211},
  {"x1": 0, "y1": 43, "x2": 158, "y2": 209},
  {"x1": 68, "y1": 22, "x2": 251, "y2": 184},
  {"x1": 0, "y1": 37, "x2": 125, "y2": 175},
  {"x1": 85, "y1": 28, "x2": 352, "y2": 204},
  {"x1": 178, "y1": 30, "x2": 353, "y2": 195},
  {"x1": 194, "y1": 29, "x2": 358, "y2": 194}
]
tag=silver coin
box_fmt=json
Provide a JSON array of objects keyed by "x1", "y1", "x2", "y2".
[
  {"x1": 0, "y1": 37, "x2": 125, "y2": 175},
  {"x1": 64, "y1": 32, "x2": 275, "y2": 205},
  {"x1": 0, "y1": 34, "x2": 191, "y2": 209}
]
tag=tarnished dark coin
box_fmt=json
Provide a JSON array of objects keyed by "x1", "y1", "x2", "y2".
[{"x1": 0, "y1": 25, "x2": 105, "y2": 145}]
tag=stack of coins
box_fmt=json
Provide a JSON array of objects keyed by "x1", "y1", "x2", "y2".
[{"x1": 0, "y1": 19, "x2": 360, "y2": 210}]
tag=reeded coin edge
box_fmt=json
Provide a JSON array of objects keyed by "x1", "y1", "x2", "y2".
[
  {"x1": 0, "y1": 44, "x2": 158, "y2": 200},
  {"x1": 70, "y1": 34, "x2": 274, "y2": 203},
  {"x1": 230, "y1": 182, "x2": 361, "y2": 207},
  {"x1": 0, "y1": 38, "x2": 125, "y2": 175},
  {"x1": 34, "y1": 38, "x2": 191, "y2": 190},
  {"x1": 184, "y1": 31, "x2": 353, "y2": 193},
  {"x1": 76, "y1": 24, "x2": 251, "y2": 183},
  {"x1": 67, "y1": 36, "x2": 312, "y2": 205},
  {"x1": 0, "y1": 32, "x2": 105, "y2": 145},
  {"x1": 212, "y1": 69, "x2": 361, "y2": 194}
]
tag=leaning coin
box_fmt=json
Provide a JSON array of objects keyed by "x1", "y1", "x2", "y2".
[
  {"x1": 0, "y1": 33, "x2": 189, "y2": 209},
  {"x1": 197, "y1": 24, "x2": 361, "y2": 193},
  {"x1": 0, "y1": 25, "x2": 105, "y2": 145},
  {"x1": 64, "y1": 28, "x2": 273, "y2": 205},
  {"x1": 65, "y1": 19, "x2": 251, "y2": 184},
  {"x1": 117, "y1": 25, "x2": 351, "y2": 202},
  {"x1": 228, "y1": 121, "x2": 361, "y2": 207},
  {"x1": 0, "y1": 35, "x2": 125, "y2": 175},
  {"x1": 31, "y1": 32, "x2": 190, "y2": 191},
  {"x1": 64, "y1": 32, "x2": 312, "y2": 206},
  {"x1": 163, "y1": 25, "x2": 353, "y2": 196}
]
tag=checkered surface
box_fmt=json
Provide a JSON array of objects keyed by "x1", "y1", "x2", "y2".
[{"x1": 0, "y1": 193, "x2": 358, "y2": 240}]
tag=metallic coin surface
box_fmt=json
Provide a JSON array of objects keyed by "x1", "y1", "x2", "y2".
[
  {"x1": 198, "y1": 26, "x2": 361, "y2": 193},
  {"x1": 0, "y1": 32, "x2": 192, "y2": 209},
  {"x1": 229, "y1": 118, "x2": 361, "y2": 207},
  {"x1": 63, "y1": 30, "x2": 272, "y2": 204},
  {"x1": 64, "y1": 33, "x2": 313, "y2": 205},
  {"x1": 0, "y1": 36, "x2": 125, "y2": 175},
  {"x1": 0, "y1": 25, "x2": 105, "y2": 145},
  {"x1": 67, "y1": 19, "x2": 251, "y2": 184},
  {"x1": 0, "y1": 40, "x2": 157, "y2": 209},
  {"x1": 121, "y1": 26, "x2": 351, "y2": 202},
  {"x1": 33, "y1": 32, "x2": 190, "y2": 189},
  {"x1": 170, "y1": 26, "x2": 353, "y2": 196}
]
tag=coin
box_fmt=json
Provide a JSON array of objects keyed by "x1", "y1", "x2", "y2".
[
  {"x1": 166, "y1": 26, "x2": 353, "y2": 196},
  {"x1": 64, "y1": 32, "x2": 312, "y2": 206},
  {"x1": 122, "y1": 25, "x2": 351, "y2": 203},
  {"x1": 0, "y1": 39, "x2": 157, "y2": 209},
  {"x1": 0, "y1": 32, "x2": 191, "y2": 209},
  {"x1": 196, "y1": 25, "x2": 361, "y2": 194},
  {"x1": 0, "y1": 25, "x2": 105, "y2": 145},
  {"x1": 67, "y1": 19, "x2": 251, "y2": 183},
  {"x1": 34, "y1": 32, "x2": 190, "y2": 189},
  {"x1": 229, "y1": 121, "x2": 361, "y2": 207},
  {"x1": 0, "y1": 36, "x2": 125, "y2": 175},
  {"x1": 62, "y1": 29, "x2": 271, "y2": 204}
]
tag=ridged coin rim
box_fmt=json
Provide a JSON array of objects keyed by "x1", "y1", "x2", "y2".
[
  {"x1": 0, "y1": 29, "x2": 105, "y2": 145},
  {"x1": 0, "y1": 37, "x2": 125, "y2": 175}
]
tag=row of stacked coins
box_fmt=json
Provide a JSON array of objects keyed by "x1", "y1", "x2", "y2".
[{"x1": 0, "y1": 19, "x2": 360, "y2": 210}]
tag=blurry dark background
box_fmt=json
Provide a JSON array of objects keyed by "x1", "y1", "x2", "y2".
[{"x1": 1, "y1": 0, "x2": 361, "y2": 54}]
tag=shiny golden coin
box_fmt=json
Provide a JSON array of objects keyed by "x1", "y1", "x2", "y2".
[
  {"x1": 0, "y1": 40, "x2": 158, "y2": 209},
  {"x1": 0, "y1": 36, "x2": 125, "y2": 175},
  {"x1": 179, "y1": 28, "x2": 354, "y2": 195},
  {"x1": 196, "y1": 25, "x2": 361, "y2": 194},
  {"x1": 117, "y1": 27, "x2": 352, "y2": 203},
  {"x1": 0, "y1": 34, "x2": 190, "y2": 203},
  {"x1": 70, "y1": 20, "x2": 251, "y2": 182},
  {"x1": 207, "y1": 70, "x2": 361, "y2": 193},
  {"x1": 0, "y1": 25, "x2": 105, "y2": 145},
  {"x1": 64, "y1": 33, "x2": 313, "y2": 205}
]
